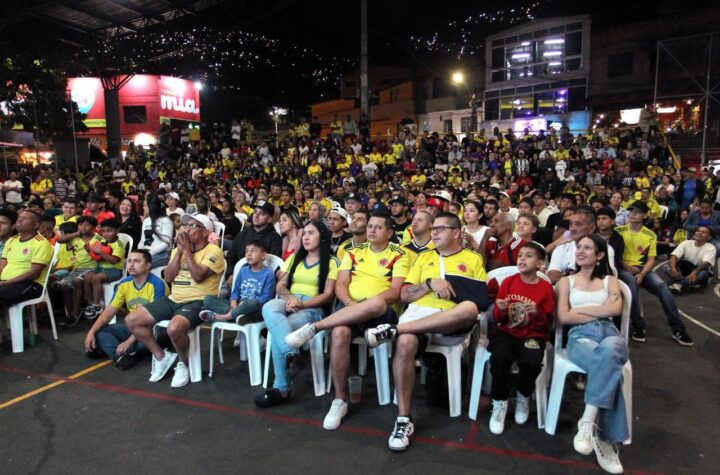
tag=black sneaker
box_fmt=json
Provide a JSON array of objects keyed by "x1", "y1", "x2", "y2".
[
  {"x1": 285, "y1": 353, "x2": 306, "y2": 379},
  {"x1": 114, "y1": 352, "x2": 138, "y2": 370},
  {"x1": 631, "y1": 328, "x2": 646, "y2": 343},
  {"x1": 84, "y1": 347, "x2": 105, "y2": 359},
  {"x1": 672, "y1": 331, "x2": 694, "y2": 347},
  {"x1": 84, "y1": 305, "x2": 102, "y2": 321},
  {"x1": 364, "y1": 324, "x2": 398, "y2": 348},
  {"x1": 254, "y1": 389, "x2": 291, "y2": 408}
]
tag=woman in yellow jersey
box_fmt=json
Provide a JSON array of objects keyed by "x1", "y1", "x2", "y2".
[{"x1": 255, "y1": 221, "x2": 339, "y2": 408}]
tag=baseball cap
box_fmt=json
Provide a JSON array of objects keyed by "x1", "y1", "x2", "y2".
[
  {"x1": 254, "y1": 200, "x2": 275, "y2": 216},
  {"x1": 433, "y1": 190, "x2": 452, "y2": 202},
  {"x1": 389, "y1": 196, "x2": 408, "y2": 206},
  {"x1": 344, "y1": 193, "x2": 361, "y2": 203},
  {"x1": 628, "y1": 201, "x2": 649, "y2": 214},
  {"x1": 329, "y1": 207, "x2": 349, "y2": 222},
  {"x1": 181, "y1": 213, "x2": 214, "y2": 231},
  {"x1": 166, "y1": 192, "x2": 180, "y2": 201},
  {"x1": 371, "y1": 202, "x2": 390, "y2": 214},
  {"x1": 687, "y1": 167, "x2": 697, "y2": 173}
]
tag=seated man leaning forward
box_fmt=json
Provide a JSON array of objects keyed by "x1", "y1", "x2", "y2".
[
  {"x1": 84, "y1": 249, "x2": 169, "y2": 370},
  {"x1": 285, "y1": 212, "x2": 409, "y2": 430},
  {"x1": 364, "y1": 212, "x2": 489, "y2": 451},
  {"x1": 126, "y1": 213, "x2": 225, "y2": 388}
]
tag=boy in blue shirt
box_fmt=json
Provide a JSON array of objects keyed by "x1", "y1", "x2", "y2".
[{"x1": 199, "y1": 240, "x2": 275, "y2": 324}]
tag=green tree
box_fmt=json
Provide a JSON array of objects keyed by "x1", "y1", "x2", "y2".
[{"x1": 0, "y1": 55, "x2": 87, "y2": 143}]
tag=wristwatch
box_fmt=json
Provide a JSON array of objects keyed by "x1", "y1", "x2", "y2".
[{"x1": 425, "y1": 278, "x2": 433, "y2": 291}]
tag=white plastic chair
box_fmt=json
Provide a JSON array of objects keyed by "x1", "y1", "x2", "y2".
[
  {"x1": 423, "y1": 335, "x2": 471, "y2": 417},
  {"x1": 658, "y1": 205, "x2": 669, "y2": 221},
  {"x1": 152, "y1": 261, "x2": 227, "y2": 384},
  {"x1": 262, "y1": 330, "x2": 329, "y2": 397},
  {"x1": 213, "y1": 221, "x2": 226, "y2": 251},
  {"x1": 208, "y1": 254, "x2": 284, "y2": 385},
  {"x1": 5, "y1": 242, "x2": 61, "y2": 353},
  {"x1": 326, "y1": 336, "x2": 392, "y2": 405},
  {"x1": 544, "y1": 281, "x2": 633, "y2": 445},
  {"x1": 102, "y1": 233, "x2": 133, "y2": 306}
]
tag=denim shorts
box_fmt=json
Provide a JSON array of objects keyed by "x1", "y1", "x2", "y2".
[{"x1": 97, "y1": 267, "x2": 123, "y2": 282}]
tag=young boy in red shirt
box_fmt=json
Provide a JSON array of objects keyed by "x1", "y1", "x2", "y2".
[{"x1": 488, "y1": 241, "x2": 555, "y2": 435}]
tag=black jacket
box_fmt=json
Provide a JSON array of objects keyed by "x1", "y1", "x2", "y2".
[{"x1": 225, "y1": 224, "x2": 282, "y2": 277}]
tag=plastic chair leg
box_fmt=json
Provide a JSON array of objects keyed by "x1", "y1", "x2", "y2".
[
  {"x1": 310, "y1": 331, "x2": 327, "y2": 396},
  {"x1": 238, "y1": 333, "x2": 249, "y2": 361},
  {"x1": 209, "y1": 326, "x2": 217, "y2": 378},
  {"x1": 622, "y1": 363, "x2": 633, "y2": 445},
  {"x1": 8, "y1": 305, "x2": 25, "y2": 353},
  {"x1": 446, "y1": 347, "x2": 463, "y2": 417},
  {"x1": 468, "y1": 347, "x2": 490, "y2": 420},
  {"x1": 263, "y1": 332, "x2": 272, "y2": 389},
  {"x1": 246, "y1": 327, "x2": 263, "y2": 386},
  {"x1": 45, "y1": 296, "x2": 58, "y2": 341},
  {"x1": 373, "y1": 343, "x2": 391, "y2": 405},
  {"x1": 188, "y1": 327, "x2": 202, "y2": 383},
  {"x1": 357, "y1": 341, "x2": 367, "y2": 376},
  {"x1": 544, "y1": 366, "x2": 570, "y2": 436}
]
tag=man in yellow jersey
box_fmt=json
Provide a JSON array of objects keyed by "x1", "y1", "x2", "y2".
[
  {"x1": 286, "y1": 213, "x2": 409, "y2": 430},
  {"x1": 54, "y1": 198, "x2": 78, "y2": 230},
  {"x1": 615, "y1": 201, "x2": 693, "y2": 346},
  {"x1": 401, "y1": 210, "x2": 434, "y2": 267},
  {"x1": 0, "y1": 210, "x2": 53, "y2": 311},
  {"x1": 336, "y1": 209, "x2": 369, "y2": 261},
  {"x1": 126, "y1": 213, "x2": 225, "y2": 387},
  {"x1": 365, "y1": 211, "x2": 488, "y2": 451},
  {"x1": 84, "y1": 249, "x2": 169, "y2": 370}
]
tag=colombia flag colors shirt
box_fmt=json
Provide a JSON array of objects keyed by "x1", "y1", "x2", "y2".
[
  {"x1": 170, "y1": 243, "x2": 225, "y2": 304},
  {"x1": 1, "y1": 234, "x2": 53, "y2": 285},
  {"x1": 339, "y1": 242, "x2": 409, "y2": 302}
]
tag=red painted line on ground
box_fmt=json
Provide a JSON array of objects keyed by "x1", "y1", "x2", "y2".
[{"x1": 0, "y1": 364, "x2": 672, "y2": 475}]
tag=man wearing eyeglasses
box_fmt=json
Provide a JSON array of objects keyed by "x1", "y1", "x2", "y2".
[
  {"x1": 364, "y1": 212, "x2": 488, "y2": 451},
  {"x1": 126, "y1": 213, "x2": 225, "y2": 388}
]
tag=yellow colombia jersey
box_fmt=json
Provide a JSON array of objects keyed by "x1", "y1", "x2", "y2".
[
  {"x1": 402, "y1": 238, "x2": 435, "y2": 268},
  {"x1": 98, "y1": 238, "x2": 126, "y2": 270},
  {"x1": 170, "y1": 243, "x2": 225, "y2": 304},
  {"x1": 336, "y1": 237, "x2": 362, "y2": 262},
  {"x1": 54, "y1": 214, "x2": 78, "y2": 230},
  {"x1": 69, "y1": 235, "x2": 103, "y2": 270},
  {"x1": 0, "y1": 234, "x2": 53, "y2": 285},
  {"x1": 282, "y1": 254, "x2": 340, "y2": 298},
  {"x1": 339, "y1": 242, "x2": 409, "y2": 302},
  {"x1": 404, "y1": 248, "x2": 487, "y2": 310},
  {"x1": 110, "y1": 274, "x2": 169, "y2": 312},
  {"x1": 55, "y1": 242, "x2": 76, "y2": 270},
  {"x1": 615, "y1": 224, "x2": 657, "y2": 267}
]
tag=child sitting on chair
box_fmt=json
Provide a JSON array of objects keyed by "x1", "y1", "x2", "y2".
[
  {"x1": 199, "y1": 240, "x2": 275, "y2": 324},
  {"x1": 488, "y1": 242, "x2": 555, "y2": 435},
  {"x1": 83, "y1": 218, "x2": 126, "y2": 320}
]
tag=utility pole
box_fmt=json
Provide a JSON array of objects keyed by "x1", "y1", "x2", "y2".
[{"x1": 360, "y1": 0, "x2": 369, "y2": 120}]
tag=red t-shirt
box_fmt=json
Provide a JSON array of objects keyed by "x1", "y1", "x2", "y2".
[{"x1": 492, "y1": 273, "x2": 555, "y2": 341}]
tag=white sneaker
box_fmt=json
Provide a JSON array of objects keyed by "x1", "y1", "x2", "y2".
[
  {"x1": 489, "y1": 399, "x2": 508, "y2": 435},
  {"x1": 170, "y1": 361, "x2": 190, "y2": 388},
  {"x1": 574, "y1": 419, "x2": 596, "y2": 455},
  {"x1": 149, "y1": 350, "x2": 178, "y2": 383},
  {"x1": 388, "y1": 416, "x2": 414, "y2": 451},
  {"x1": 594, "y1": 436, "x2": 624, "y2": 474},
  {"x1": 285, "y1": 323, "x2": 317, "y2": 349},
  {"x1": 514, "y1": 392, "x2": 530, "y2": 425},
  {"x1": 323, "y1": 398, "x2": 348, "y2": 430}
]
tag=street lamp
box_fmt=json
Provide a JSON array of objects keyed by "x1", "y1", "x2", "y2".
[
  {"x1": 269, "y1": 106, "x2": 288, "y2": 148},
  {"x1": 451, "y1": 71, "x2": 479, "y2": 135}
]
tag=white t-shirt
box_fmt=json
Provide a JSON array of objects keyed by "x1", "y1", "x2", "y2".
[
  {"x1": 549, "y1": 240, "x2": 617, "y2": 276},
  {"x1": 113, "y1": 170, "x2": 127, "y2": 183},
  {"x1": 671, "y1": 240, "x2": 716, "y2": 267},
  {"x1": 4, "y1": 180, "x2": 23, "y2": 203},
  {"x1": 166, "y1": 207, "x2": 185, "y2": 216}
]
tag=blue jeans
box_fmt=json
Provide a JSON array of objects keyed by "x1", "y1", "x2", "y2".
[
  {"x1": 151, "y1": 250, "x2": 170, "y2": 269},
  {"x1": 96, "y1": 323, "x2": 147, "y2": 358},
  {"x1": 661, "y1": 263, "x2": 711, "y2": 289},
  {"x1": 617, "y1": 269, "x2": 686, "y2": 332},
  {"x1": 567, "y1": 319, "x2": 629, "y2": 443},
  {"x1": 262, "y1": 296, "x2": 324, "y2": 392}
]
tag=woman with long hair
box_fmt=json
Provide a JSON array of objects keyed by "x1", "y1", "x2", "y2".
[
  {"x1": 279, "y1": 208, "x2": 304, "y2": 261},
  {"x1": 138, "y1": 194, "x2": 174, "y2": 268},
  {"x1": 462, "y1": 200, "x2": 490, "y2": 257},
  {"x1": 556, "y1": 234, "x2": 628, "y2": 474},
  {"x1": 117, "y1": 197, "x2": 142, "y2": 250},
  {"x1": 255, "y1": 221, "x2": 338, "y2": 408}
]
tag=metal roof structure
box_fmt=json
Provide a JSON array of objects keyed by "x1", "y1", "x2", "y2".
[{"x1": 1, "y1": 0, "x2": 225, "y2": 46}]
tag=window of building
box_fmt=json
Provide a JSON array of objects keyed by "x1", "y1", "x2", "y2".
[
  {"x1": 123, "y1": 105, "x2": 146, "y2": 124},
  {"x1": 607, "y1": 53, "x2": 634, "y2": 78},
  {"x1": 389, "y1": 89, "x2": 399, "y2": 102},
  {"x1": 485, "y1": 98, "x2": 499, "y2": 121},
  {"x1": 443, "y1": 119, "x2": 453, "y2": 133},
  {"x1": 460, "y1": 116, "x2": 472, "y2": 132}
]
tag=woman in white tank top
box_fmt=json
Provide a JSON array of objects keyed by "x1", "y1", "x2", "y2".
[
  {"x1": 462, "y1": 200, "x2": 489, "y2": 258},
  {"x1": 556, "y1": 235, "x2": 629, "y2": 474}
]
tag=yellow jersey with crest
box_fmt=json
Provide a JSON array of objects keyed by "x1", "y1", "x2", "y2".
[{"x1": 339, "y1": 242, "x2": 409, "y2": 302}]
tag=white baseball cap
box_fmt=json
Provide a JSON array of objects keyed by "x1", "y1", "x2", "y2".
[
  {"x1": 181, "y1": 213, "x2": 214, "y2": 231},
  {"x1": 329, "y1": 207, "x2": 349, "y2": 222}
]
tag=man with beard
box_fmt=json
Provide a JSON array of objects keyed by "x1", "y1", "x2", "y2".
[{"x1": 389, "y1": 196, "x2": 411, "y2": 243}]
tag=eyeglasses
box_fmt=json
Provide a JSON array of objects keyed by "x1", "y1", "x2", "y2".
[
  {"x1": 182, "y1": 223, "x2": 203, "y2": 229},
  {"x1": 431, "y1": 225, "x2": 459, "y2": 233}
]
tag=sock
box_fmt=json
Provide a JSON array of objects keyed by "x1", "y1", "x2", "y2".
[
  {"x1": 516, "y1": 391, "x2": 530, "y2": 401},
  {"x1": 581, "y1": 404, "x2": 599, "y2": 423}
]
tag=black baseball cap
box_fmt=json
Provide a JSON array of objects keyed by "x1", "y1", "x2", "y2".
[
  {"x1": 628, "y1": 201, "x2": 649, "y2": 214},
  {"x1": 388, "y1": 196, "x2": 408, "y2": 206},
  {"x1": 344, "y1": 193, "x2": 361, "y2": 203},
  {"x1": 254, "y1": 200, "x2": 275, "y2": 216},
  {"x1": 596, "y1": 207, "x2": 616, "y2": 219}
]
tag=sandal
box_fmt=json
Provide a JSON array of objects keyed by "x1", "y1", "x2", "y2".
[{"x1": 254, "y1": 389, "x2": 292, "y2": 409}]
